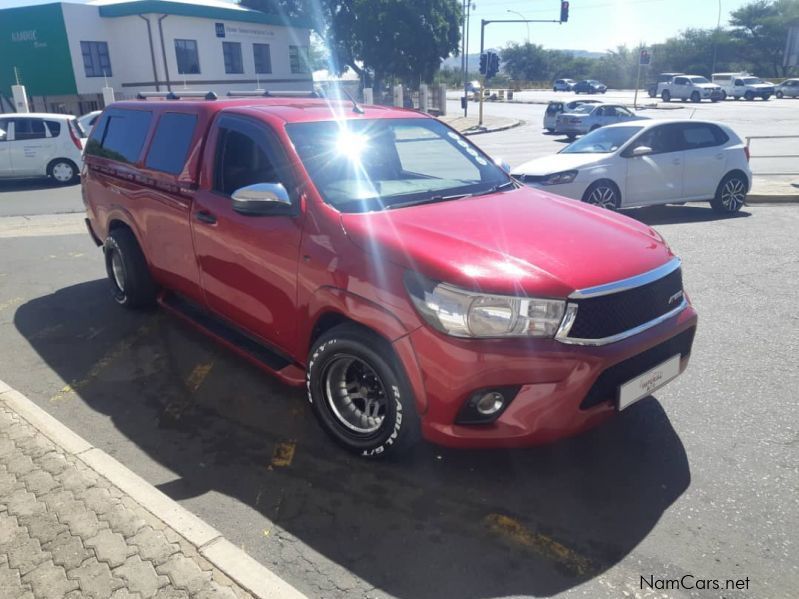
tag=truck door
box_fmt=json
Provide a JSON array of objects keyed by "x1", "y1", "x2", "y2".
[{"x1": 191, "y1": 114, "x2": 304, "y2": 355}]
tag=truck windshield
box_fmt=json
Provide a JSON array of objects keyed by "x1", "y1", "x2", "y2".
[
  {"x1": 688, "y1": 76, "x2": 710, "y2": 84},
  {"x1": 286, "y1": 118, "x2": 511, "y2": 213},
  {"x1": 560, "y1": 126, "x2": 643, "y2": 154}
]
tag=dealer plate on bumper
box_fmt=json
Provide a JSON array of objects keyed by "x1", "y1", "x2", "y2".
[{"x1": 618, "y1": 354, "x2": 681, "y2": 410}]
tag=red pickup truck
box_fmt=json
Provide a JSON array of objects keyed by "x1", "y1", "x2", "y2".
[{"x1": 82, "y1": 94, "x2": 697, "y2": 458}]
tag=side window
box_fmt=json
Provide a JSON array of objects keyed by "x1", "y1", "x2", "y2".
[
  {"x1": 44, "y1": 120, "x2": 62, "y2": 137},
  {"x1": 214, "y1": 121, "x2": 290, "y2": 197},
  {"x1": 679, "y1": 124, "x2": 727, "y2": 150},
  {"x1": 628, "y1": 125, "x2": 680, "y2": 155},
  {"x1": 175, "y1": 39, "x2": 200, "y2": 74},
  {"x1": 617, "y1": 107, "x2": 633, "y2": 117},
  {"x1": 674, "y1": 77, "x2": 687, "y2": 85},
  {"x1": 12, "y1": 119, "x2": 47, "y2": 141},
  {"x1": 145, "y1": 113, "x2": 198, "y2": 174},
  {"x1": 85, "y1": 108, "x2": 152, "y2": 163},
  {"x1": 734, "y1": 79, "x2": 744, "y2": 86}
]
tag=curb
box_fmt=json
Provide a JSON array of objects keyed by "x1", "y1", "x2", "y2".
[
  {"x1": 746, "y1": 194, "x2": 799, "y2": 204},
  {"x1": 461, "y1": 119, "x2": 523, "y2": 136},
  {"x1": 0, "y1": 379, "x2": 307, "y2": 599}
]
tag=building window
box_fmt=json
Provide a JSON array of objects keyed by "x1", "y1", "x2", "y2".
[
  {"x1": 289, "y1": 45, "x2": 310, "y2": 74},
  {"x1": 222, "y1": 42, "x2": 243, "y2": 74},
  {"x1": 81, "y1": 41, "x2": 112, "y2": 78},
  {"x1": 175, "y1": 39, "x2": 200, "y2": 74},
  {"x1": 253, "y1": 43, "x2": 272, "y2": 74}
]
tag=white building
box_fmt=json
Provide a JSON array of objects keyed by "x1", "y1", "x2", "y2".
[{"x1": 0, "y1": 0, "x2": 313, "y2": 115}]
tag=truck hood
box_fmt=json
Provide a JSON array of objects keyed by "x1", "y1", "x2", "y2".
[
  {"x1": 512, "y1": 153, "x2": 605, "y2": 176},
  {"x1": 745, "y1": 83, "x2": 774, "y2": 90},
  {"x1": 695, "y1": 83, "x2": 721, "y2": 90},
  {"x1": 340, "y1": 186, "x2": 674, "y2": 298}
]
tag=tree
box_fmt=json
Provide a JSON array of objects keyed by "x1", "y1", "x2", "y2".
[{"x1": 729, "y1": 0, "x2": 799, "y2": 77}]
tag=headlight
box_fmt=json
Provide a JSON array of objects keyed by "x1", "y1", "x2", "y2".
[
  {"x1": 405, "y1": 273, "x2": 566, "y2": 338},
  {"x1": 542, "y1": 170, "x2": 578, "y2": 185}
]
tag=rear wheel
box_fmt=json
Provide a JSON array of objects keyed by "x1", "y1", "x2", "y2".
[
  {"x1": 661, "y1": 90, "x2": 671, "y2": 102},
  {"x1": 582, "y1": 180, "x2": 621, "y2": 210},
  {"x1": 48, "y1": 159, "x2": 78, "y2": 185},
  {"x1": 720, "y1": 90, "x2": 727, "y2": 100},
  {"x1": 744, "y1": 91, "x2": 754, "y2": 101},
  {"x1": 761, "y1": 94, "x2": 770, "y2": 101},
  {"x1": 711, "y1": 173, "x2": 747, "y2": 214},
  {"x1": 776, "y1": 90, "x2": 784, "y2": 98},
  {"x1": 103, "y1": 228, "x2": 157, "y2": 309},
  {"x1": 690, "y1": 91, "x2": 700, "y2": 103},
  {"x1": 307, "y1": 324, "x2": 421, "y2": 458}
]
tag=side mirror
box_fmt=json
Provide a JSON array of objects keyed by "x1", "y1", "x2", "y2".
[
  {"x1": 494, "y1": 158, "x2": 511, "y2": 173},
  {"x1": 631, "y1": 145, "x2": 653, "y2": 157},
  {"x1": 231, "y1": 183, "x2": 292, "y2": 215}
]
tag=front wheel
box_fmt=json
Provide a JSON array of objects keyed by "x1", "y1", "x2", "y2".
[
  {"x1": 307, "y1": 325, "x2": 421, "y2": 458},
  {"x1": 711, "y1": 173, "x2": 747, "y2": 214},
  {"x1": 744, "y1": 91, "x2": 754, "y2": 101},
  {"x1": 661, "y1": 90, "x2": 671, "y2": 102},
  {"x1": 761, "y1": 94, "x2": 770, "y2": 101},
  {"x1": 48, "y1": 159, "x2": 78, "y2": 185},
  {"x1": 582, "y1": 180, "x2": 621, "y2": 210},
  {"x1": 690, "y1": 91, "x2": 701, "y2": 103},
  {"x1": 776, "y1": 91, "x2": 784, "y2": 99},
  {"x1": 720, "y1": 90, "x2": 727, "y2": 100},
  {"x1": 566, "y1": 133, "x2": 577, "y2": 140}
]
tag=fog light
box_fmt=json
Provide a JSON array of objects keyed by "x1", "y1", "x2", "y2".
[{"x1": 475, "y1": 391, "x2": 505, "y2": 415}]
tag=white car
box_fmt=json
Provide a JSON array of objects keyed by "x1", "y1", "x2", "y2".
[
  {"x1": 0, "y1": 113, "x2": 85, "y2": 184},
  {"x1": 660, "y1": 75, "x2": 723, "y2": 103},
  {"x1": 555, "y1": 103, "x2": 645, "y2": 139},
  {"x1": 711, "y1": 73, "x2": 774, "y2": 101},
  {"x1": 543, "y1": 99, "x2": 602, "y2": 132},
  {"x1": 78, "y1": 110, "x2": 103, "y2": 135},
  {"x1": 513, "y1": 120, "x2": 751, "y2": 213},
  {"x1": 553, "y1": 78, "x2": 576, "y2": 91}
]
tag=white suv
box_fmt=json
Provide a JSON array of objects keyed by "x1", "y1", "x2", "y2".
[
  {"x1": 712, "y1": 73, "x2": 774, "y2": 101},
  {"x1": 0, "y1": 113, "x2": 85, "y2": 184},
  {"x1": 661, "y1": 75, "x2": 723, "y2": 103}
]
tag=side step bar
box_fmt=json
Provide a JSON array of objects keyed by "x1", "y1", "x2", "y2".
[{"x1": 159, "y1": 293, "x2": 305, "y2": 386}]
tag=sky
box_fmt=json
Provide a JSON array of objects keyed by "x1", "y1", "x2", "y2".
[{"x1": 3, "y1": 0, "x2": 755, "y2": 53}]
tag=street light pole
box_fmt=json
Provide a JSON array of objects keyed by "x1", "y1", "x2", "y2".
[
  {"x1": 461, "y1": 0, "x2": 467, "y2": 116},
  {"x1": 711, "y1": 0, "x2": 722, "y2": 76},
  {"x1": 507, "y1": 9, "x2": 530, "y2": 44}
]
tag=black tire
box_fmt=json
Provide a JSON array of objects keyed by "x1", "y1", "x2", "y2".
[
  {"x1": 744, "y1": 91, "x2": 754, "y2": 101},
  {"x1": 711, "y1": 172, "x2": 747, "y2": 214},
  {"x1": 734, "y1": 96, "x2": 741, "y2": 100},
  {"x1": 582, "y1": 180, "x2": 621, "y2": 210},
  {"x1": 590, "y1": 124, "x2": 600, "y2": 132},
  {"x1": 690, "y1": 91, "x2": 700, "y2": 103},
  {"x1": 648, "y1": 89, "x2": 656, "y2": 98},
  {"x1": 546, "y1": 128, "x2": 555, "y2": 133},
  {"x1": 566, "y1": 133, "x2": 577, "y2": 140},
  {"x1": 720, "y1": 90, "x2": 727, "y2": 100},
  {"x1": 761, "y1": 94, "x2": 770, "y2": 101},
  {"x1": 661, "y1": 90, "x2": 671, "y2": 102},
  {"x1": 48, "y1": 159, "x2": 78, "y2": 185},
  {"x1": 776, "y1": 91, "x2": 784, "y2": 99},
  {"x1": 103, "y1": 228, "x2": 157, "y2": 309},
  {"x1": 307, "y1": 324, "x2": 421, "y2": 458}
]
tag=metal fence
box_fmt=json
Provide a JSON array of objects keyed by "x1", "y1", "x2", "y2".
[{"x1": 745, "y1": 135, "x2": 799, "y2": 176}]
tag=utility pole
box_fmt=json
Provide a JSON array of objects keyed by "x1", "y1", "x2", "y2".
[{"x1": 461, "y1": 0, "x2": 467, "y2": 116}]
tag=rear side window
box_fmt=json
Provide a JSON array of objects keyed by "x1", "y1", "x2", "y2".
[
  {"x1": 679, "y1": 123, "x2": 729, "y2": 149},
  {"x1": 45, "y1": 120, "x2": 61, "y2": 137},
  {"x1": 546, "y1": 103, "x2": 563, "y2": 114},
  {"x1": 145, "y1": 113, "x2": 197, "y2": 174},
  {"x1": 86, "y1": 108, "x2": 152, "y2": 163},
  {"x1": 13, "y1": 118, "x2": 47, "y2": 140}
]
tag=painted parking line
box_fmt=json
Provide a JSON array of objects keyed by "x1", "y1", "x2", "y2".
[{"x1": 484, "y1": 513, "x2": 594, "y2": 577}]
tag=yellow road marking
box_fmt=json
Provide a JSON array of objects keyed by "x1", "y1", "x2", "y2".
[
  {"x1": 185, "y1": 362, "x2": 213, "y2": 393},
  {"x1": 50, "y1": 322, "x2": 155, "y2": 401},
  {"x1": 0, "y1": 297, "x2": 23, "y2": 312},
  {"x1": 270, "y1": 441, "x2": 296, "y2": 468},
  {"x1": 484, "y1": 513, "x2": 594, "y2": 576}
]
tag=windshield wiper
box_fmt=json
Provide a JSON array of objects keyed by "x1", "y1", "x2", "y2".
[
  {"x1": 386, "y1": 192, "x2": 473, "y2": 210},
  {"x1": 473, "y1": 180, "x2": 517, "y2": 196}
]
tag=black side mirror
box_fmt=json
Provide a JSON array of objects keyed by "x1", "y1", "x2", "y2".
[{"x1": 231, "y1": 183, "x2": 292, "y2": 216}]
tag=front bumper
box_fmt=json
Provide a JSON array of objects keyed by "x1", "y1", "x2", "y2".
[{"x1": 395, "y1": 303, "x2": 698, "y2": 448}]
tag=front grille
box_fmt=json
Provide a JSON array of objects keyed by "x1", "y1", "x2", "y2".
[
  {"x1": 580, "y1": 327, "x2": 696, "y2": 409},
  {"x1": 568, "y1": 267, "x2": 683, "y2": 341}
]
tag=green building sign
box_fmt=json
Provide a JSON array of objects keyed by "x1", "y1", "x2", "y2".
[{"x1": 0, "y1": 3, "x2": 77, "y2": 99}]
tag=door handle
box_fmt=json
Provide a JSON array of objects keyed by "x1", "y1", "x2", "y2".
[{"x1": 195, "y1": 210, "x2": 217, "y2": 224}]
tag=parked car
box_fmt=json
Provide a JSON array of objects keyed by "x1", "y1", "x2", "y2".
[
  {"x1": 572, "y1": 80, "x2": 607, "y2": 94},
  {"x1": 513, "y1": 120, "x2": 751, "y2": 213},
  {"x1": 78, "y1": 110, "x2": 103, "y2": 135},
  {"x1": 543, "y1": 99, "x2": 602, "y2": 132},
  {"x1": 660, "y1": 75, "x2": 723, "y2": 103},
  {"x1": 711, "y1": 73, "x2": 774, "y2": 100},
  {"x1": 0, "y1": 113, "x2": 84, "y2": 184},
  {"x1": 82, "y1": 96, "x2": 697, "y2": 457},
  {"x1": 647, "y1": 73, "x2": 684, "y2": 98},
  {"x1": 553, "y1": 78, "x2": 576, "y2": 91},
  {"x1": 555, "y1": 103, "x2": 645, "y2": 139},
  {"x1": 776, "y1": 78, "x2": 799, "y2": 98}
]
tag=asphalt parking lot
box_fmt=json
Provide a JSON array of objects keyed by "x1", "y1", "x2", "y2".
[{"x1": 1, "y1": 97, "x2": 798, "y2": 598}]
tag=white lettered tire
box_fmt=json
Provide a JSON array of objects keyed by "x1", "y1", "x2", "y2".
[{"x1": 307, "y1": 324, "x2": 420, "y2": 458}]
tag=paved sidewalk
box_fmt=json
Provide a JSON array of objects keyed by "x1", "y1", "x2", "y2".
[
  {"x1": 748, "y1": 176, "x2": 799, "y2": 203},
  {"x1": 0, "y1": 402, "x2": 251, "y2": 599}
]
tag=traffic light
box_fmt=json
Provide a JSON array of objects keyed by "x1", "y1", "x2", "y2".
[
  {"x1": 560, "y1": 1, "x2": 569, "y2": 22},
  {"x1": 487, "y1": 52, "x2": 500, "y2": 79},
  {"x1": 639, "y1": 49, "x2": 651, "y2": 65},
  {"x1": 479, "y1": 53, "x2": 487, "y2": 75}
]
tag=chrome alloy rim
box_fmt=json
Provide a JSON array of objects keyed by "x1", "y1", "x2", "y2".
[
  {"x1": 52, "y1": 162, "x2": 74, "y2": 182},
  {"x1": 587, "y1": 186, "x2": 617, "y2": 210},
  {"x1": 323, "y1": 355, "x2": 387, "y2": 434},
  {"x1": 721, "y1": 178, "x2": 746, "y2": 210},
  {"x1": 111, "y1": 250, "x2": 126, "y2": 292}
]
